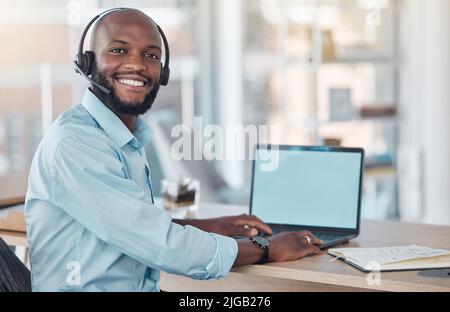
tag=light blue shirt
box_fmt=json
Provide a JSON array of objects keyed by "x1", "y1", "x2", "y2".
[{"x1": 25, "y1": 89, "x2": 238, "y2": 291}]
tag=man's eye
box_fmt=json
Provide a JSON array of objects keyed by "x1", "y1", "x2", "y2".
[
  {"x1": 145, "y1": 53, "x2": 160, "y2": 60},
  {"x1": 111, "y1": 48, "x2": 126, "y2": 54}
]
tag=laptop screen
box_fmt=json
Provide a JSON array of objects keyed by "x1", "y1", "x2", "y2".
[{"x1": 251, "y1": 146, "x2": 363, "y2": 230}]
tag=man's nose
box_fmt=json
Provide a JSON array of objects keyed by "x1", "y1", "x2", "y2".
[{"x1": 123, "y1": 53, "x2": 147, "y2": 72}]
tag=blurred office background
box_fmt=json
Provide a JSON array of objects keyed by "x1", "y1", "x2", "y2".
[{"x1": 0, "y1": 0, "x2": 449, "y2": 225}]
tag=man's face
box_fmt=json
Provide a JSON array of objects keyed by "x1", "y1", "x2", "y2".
[{"x1": 91, "y1": 12, "x2": 162, "y2": 116}]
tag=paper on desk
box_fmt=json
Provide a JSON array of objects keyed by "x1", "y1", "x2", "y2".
[{"x1": 329, "y1": 245, "x2": 450, "y2": 266}]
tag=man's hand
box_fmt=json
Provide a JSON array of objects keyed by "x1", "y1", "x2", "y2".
[
  {"x1": 187, "y1": 214, "x2": 273, "y2": 237},
  {"x1": 233, "y1": 230, "x2": 322, "y2": 267},
  {"x1": 268, "y1": 230, "x2": 322, "y2": 262}
]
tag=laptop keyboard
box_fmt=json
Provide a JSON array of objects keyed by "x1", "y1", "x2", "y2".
[{"x1": 312, "y1": 232, "x2": 346, "y2": 242}]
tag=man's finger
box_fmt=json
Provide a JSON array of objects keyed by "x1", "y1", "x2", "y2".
[
  {"x1": 297, "y1": 232, "x2": 322, "y2": 245},
  {"x1": 299, "y1": 230, "x2": 313, "y2": 237},
  {"x1": 249, "y1": 215, "x2": 273, "y2": 235},
  {"x1": 310, "y1": 245, "x2": 322, "y2": 255},
  {"x1": 233, "y1": 215, "x2": 272, "y2": 235},
  {"x1": 233, "y1": 226, "x2": 259, "y2": 237},
  {"x1": 308, "y1": 235, "x2": 323, "y2": 246}
]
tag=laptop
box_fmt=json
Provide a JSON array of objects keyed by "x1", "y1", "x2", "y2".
[{"x1": 250, "y1": 145, "x2": 364, "y2": 249}]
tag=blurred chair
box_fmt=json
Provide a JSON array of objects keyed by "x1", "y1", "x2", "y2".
[{"x1": 0, "y1": 237, "x2": 31, "y2": 292}]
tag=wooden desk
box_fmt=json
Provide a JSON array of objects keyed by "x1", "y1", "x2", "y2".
[
  {"x1": 161, "y1": 202, "x2": 450, "y2": 292},
  {"x1": 0, "y1": 205, "x2": 27, "y2": 246},
  {"x1": 0, "y1": 197, "x2": 25, "y2": 208},
  {"x1": 0, "y1": 230, "x2": 27, "y2": 247},
  {"x1": 2, "y1": 202, "x2": 449, "y2": 292}
]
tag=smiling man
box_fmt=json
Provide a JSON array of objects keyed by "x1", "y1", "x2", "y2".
[
  {"x1": 89, "y1": 10, "x2": 162, "y2": 124},
  {"x1": 25, "y1": 8, "x2": 321, "y2": 292}
]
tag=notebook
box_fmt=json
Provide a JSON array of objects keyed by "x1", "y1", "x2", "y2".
[{"x1": 328, "y1": 245, "x2": 450, "y2": 272}]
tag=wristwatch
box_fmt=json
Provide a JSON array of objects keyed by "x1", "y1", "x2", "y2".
[{"x1": 250, "y1": 236, "x2": 270, "y2": 265}]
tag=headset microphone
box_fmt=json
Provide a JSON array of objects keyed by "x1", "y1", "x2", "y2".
[{"x1": 73, "y1": 60, "x2": 111, "y2": 95}]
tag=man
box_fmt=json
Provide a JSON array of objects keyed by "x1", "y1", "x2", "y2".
[{"x1": 25, "y1": 8, "x2": 321, "y2": 292}]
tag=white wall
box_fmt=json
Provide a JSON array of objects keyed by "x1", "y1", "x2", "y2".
[{"x1": 399, "y1": 0, "x2": 450, "y2": 225}]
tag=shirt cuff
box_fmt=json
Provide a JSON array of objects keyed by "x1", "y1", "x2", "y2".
[{"x1": 204, "y1": 233, "x2": 238, "y2": 280}]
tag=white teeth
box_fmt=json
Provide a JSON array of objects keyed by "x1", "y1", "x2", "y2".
[{"x1": 117, "y1": 78, "x2": 145, "y2": 87}]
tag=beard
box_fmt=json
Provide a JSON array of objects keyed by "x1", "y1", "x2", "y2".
[{"x1": 90, "y1": 67, "x2": 160, "y2": 116}]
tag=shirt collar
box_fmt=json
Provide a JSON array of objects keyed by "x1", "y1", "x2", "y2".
[{"x1": 81, "y1": 89, "x2": 152, "y2": 149}]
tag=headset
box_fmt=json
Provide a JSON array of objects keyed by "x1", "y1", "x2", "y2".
[{"x1": 73, "y1": 7, "x2": 171, "y2": 95}]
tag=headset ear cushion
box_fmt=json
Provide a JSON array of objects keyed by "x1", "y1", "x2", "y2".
[
  {"x1": 74, "y1": 54, "x2": 83, "y2": 73},
  {"x1": 75, "y1": 53, "x2": 89, "y2": 74},
  {"x1": 160, "y1": 66, "x2": 170, "y2": 86},
  {"x1": 83, "y1": 51, "x2": 95, "y2": 76}
]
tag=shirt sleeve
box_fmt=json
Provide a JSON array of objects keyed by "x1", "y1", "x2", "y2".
[{"x1": 51, "y1": 134, "x2": 238, "y2": 280}]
